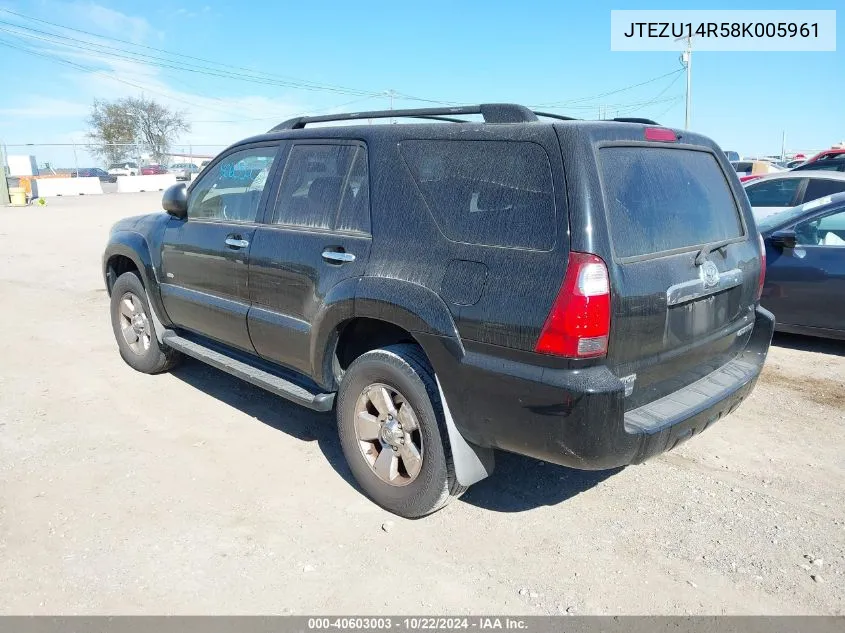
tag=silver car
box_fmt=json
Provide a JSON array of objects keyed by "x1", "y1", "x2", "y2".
[
  {"x1": 169, "y1": 163, "x2": 200, "y2": 181},
  {"x1": 107, "y1": 161, "x2": 139, "y2": 177},
  {"x1": 744, "y1": 171, "x2": 845, "y2": 220}
]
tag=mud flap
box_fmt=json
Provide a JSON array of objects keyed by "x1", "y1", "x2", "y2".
[
  {"x1": 436, "y1": 376, "x2": 495, "y2": 486},
  {"x1": 146, "y1": 295, "x2": 167, "y2": 345}
]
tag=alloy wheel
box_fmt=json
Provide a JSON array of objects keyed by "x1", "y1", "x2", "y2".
[
  {"x1": 118, "y1": 292, "x2": 152, "y2": 355},
  {"x1": 353, "y1": 383, "x2": 423, "y2": 486}
]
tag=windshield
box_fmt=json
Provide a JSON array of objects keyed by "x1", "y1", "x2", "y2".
[
  {"x1": 600, "y1": 147, "x2": 743, "y2": 258},
  {"x1": 792, "y1": 158, "x2": 845, "y2": 172},
  {"x1": 757, "y1": 195, "x2": 843, "y2": 232}
]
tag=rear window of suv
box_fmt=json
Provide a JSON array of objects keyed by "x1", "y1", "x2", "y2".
[
  {"x1": 600, "y1": 147, "x2": 744, "y2": 259},
  {"x1": 399, "y1": 140, "x2": 556, "y2": 250}
]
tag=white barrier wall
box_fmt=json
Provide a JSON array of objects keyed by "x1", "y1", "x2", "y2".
[
  {"x1": 32, "y1": 177, "x2": 103, "y2": 197},
  {"x1": 8, "y1": 155, "x2": 38, "y2": 176},
  {"x1": 117, "y1": 174, "x2": 178, "y2": 193}
]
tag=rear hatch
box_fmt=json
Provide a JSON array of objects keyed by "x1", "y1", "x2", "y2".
[{"x1": 596, "y1": 142, "x2": 761, "y2": 410}]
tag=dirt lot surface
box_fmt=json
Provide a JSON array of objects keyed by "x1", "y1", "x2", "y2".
[{"x1": 1, "y1": 193, "x2": 843, "y2": 615}]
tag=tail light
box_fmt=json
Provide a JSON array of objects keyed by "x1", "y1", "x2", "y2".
[
  {"x1": 644, "y1": 127, "x2": 678, "y2": 142},
  {"x1": 756, "y1": 233, "x2": 766, "y2": 301},
  {"x1": 535, "y1": 252, "x2": 611, "y2": 358}
]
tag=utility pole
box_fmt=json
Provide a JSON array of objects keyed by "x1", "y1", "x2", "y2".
[
  {"x1": 387, "y1": 89, "x2": 396, "y2": 124},
  {"x1": 781, "y1": 131, "x2": 786, "y2": 162},
  {"x1": 678, "y1": 36, "x2": 693, "y2": 129},
  {"x1": 0, "y1": 140, "x2": 9, "y2": 204}
]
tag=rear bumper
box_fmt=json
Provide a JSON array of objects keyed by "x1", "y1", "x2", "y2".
[{"x1": 426, "y1": 306, "x2": 775, "y2": 470}]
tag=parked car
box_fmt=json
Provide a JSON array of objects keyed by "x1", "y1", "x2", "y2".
[
  {"x1": 199, "y1": 160, "x2": 211, "y2": 171},
  {"x1": 731, "y1": 160, "x2": 785, "y2": 183},
  {"x1": 72, "y1": 167, "x2": 116, "y2": 182},
  {"x1": 724, "y1": 150, "x2": 740, "y2": 162},
  {"x1": 141, "y1": 164, "x2": 169, "y2": 175},
  {"x1": 791, "y1": 152, "x2": 845, "y2": 173},
  {"x1": 759, "y1": 192, "x2": 845, "y2": 340},
  {"x1": 784, "y1": 159, "x2": 806, "y2": 169},
  {"x1": 169, "y1": 163, "x2": 199, "y2": 181},
  {"x1": 108, "y1": 162, "x2": 139, "y2": 177},
  {"x1": 802, "y1": 148, "x2": 845, "y2": 164},
  {"x1": 743, "y1": 172, "x2": 845, "y2": 219},
  {"x1": 102, "y1": 103, "x2": 773, "y2": 517},
  {"x1": 733, "y1": 160, "x2": 785, "y2": 181}
]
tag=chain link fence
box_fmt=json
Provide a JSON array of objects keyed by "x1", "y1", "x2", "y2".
[
  {"x1": 1, "y1": 142, "x2": 231, "y2": 201},
  {"x1": 2, "y1": 142, "x2": 229, "y2": 176}
]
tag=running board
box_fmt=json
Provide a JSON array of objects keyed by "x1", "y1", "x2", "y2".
[{"x1": 161, "y1": 331, "x2": 335, "y2": 412}]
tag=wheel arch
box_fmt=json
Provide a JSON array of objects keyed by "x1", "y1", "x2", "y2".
[
  {"x1": 310, "y1": 277, "x2": 464, "y2": 390},
  {"x1": 312, "y1": 277, "x2": 494, "y2": 487},
  {"x1": 103, "y1": 232, "x2": 171, "y2": 327}
]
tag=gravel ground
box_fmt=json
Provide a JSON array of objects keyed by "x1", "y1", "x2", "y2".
[{"x1": 1, "y1": 193, "x2": 843, "y2": 615}]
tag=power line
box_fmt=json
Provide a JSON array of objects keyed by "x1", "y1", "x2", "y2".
[
  {"x1": 391, "y1": 91, "x2": 462, "y2": 106},
  {"x1": 0, "y1": 8, "x2": 384, "y2": 98},
  {"x1": 554, "y1": 94, "x2": 683, "y2": 112},
  {"x1": 611, "y1": 72, "x2": 685, "y2": 116},
  {"x1": 532, "y1": 68, "x2": 684, "y2": 108},
  {"x1": 0, "y1": 34, "x2": 382, "y2": 125},
  {"x1": 0, "y1": 36, "x2": 380, "y2": 126},
  {"x1": 0, "y1": 31, "x2": 383, "y2": 128},
  {"x1": 0, "y1": 36, "x2": 245, "y2": 116},
  {"x1": 193, "y1": 95, "x2": 381, "y2": 124},
  {"x1": 0, "y1": 8, "x2": 693, "y2": 127},
  {"x1": 0, "y1": 14, "x2": 462, "y2": 118},
  {"x1": 0, "y1": 22, "x2": 383, "y2": 98},
  {"x1": 653, "y1": 96, "x2": 684, "y2": 121},
  {"x1": 0, "y1": 8, "x2": 688, "y2": 117}
]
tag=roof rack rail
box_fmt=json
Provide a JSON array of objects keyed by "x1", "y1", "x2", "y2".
[
  {"x1": 534, "y1": 111, "x2": 578, "y2": 121},
  {"x1": 270, "y1": 103, "x2": 538, "y2": 131},
  {"x1": 612, "y1": 117, "x2": 660, "y2": 124}
]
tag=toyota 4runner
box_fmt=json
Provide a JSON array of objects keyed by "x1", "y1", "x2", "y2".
[{"x1": 102, "y1": 104, "x2": 774, "y2": 517}]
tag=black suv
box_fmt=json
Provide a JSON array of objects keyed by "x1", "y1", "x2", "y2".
[{"x1": 103, "y1": 104, "x2": 774, "y2": 517}]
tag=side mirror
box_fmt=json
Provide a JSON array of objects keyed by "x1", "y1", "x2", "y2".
[
  {"x1": 769, "y1": 229, "x2": 797, "y2": 249},
  {"x1": 162, "y1": 183, "x2": 188, "y2": 219}
]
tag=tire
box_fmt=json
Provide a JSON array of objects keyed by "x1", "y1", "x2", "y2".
[
  {"x1": 110, "y1": 272, "x2": 182, "y2": 374},
  {"x1": 336, "y1": 343, "x2": 467, "y2": 518}
]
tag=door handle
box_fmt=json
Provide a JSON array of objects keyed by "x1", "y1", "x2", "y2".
[
  {"x1": 225, "y1": 237, "x2": 250, "y2": 249},
  {"x1": 322, "y1": 249, "x2": 356, "y2": 264}
]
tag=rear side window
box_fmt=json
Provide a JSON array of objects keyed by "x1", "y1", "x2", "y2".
[
  {"x1": 794, "y1": 156, "x2": 845, "y2": 172},
  {"x1": 804, "y1": 178, "x2": 845, "y2": 201},
  {"x1": 745, "y1": 178, "x2": 802, "y2": 207},
  {"x1": 600, "y1": 148, "x2": 743, "y2": 259},
  {"x1": 273, "y1": 144, "x2": 369, "y2": 231},
  {"x1": 399, "y1": 140, "x2": 556, "y2": 250}
]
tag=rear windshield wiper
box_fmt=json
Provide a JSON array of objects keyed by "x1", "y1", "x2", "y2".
[{"x1": 694, "y1": 239, "x2": 735, "y2": 266}]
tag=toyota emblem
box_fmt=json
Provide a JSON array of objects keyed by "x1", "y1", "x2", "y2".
[{"x1": 701, "y1": 260, "x2": 719, "y2": 288}]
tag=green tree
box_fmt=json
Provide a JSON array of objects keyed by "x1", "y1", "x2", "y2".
[
  {"x1": 125, "y1": 96, "x2": 190, "y2": 164},
  {"x1": 86, "y1": 97, "x2": 190, "y2": 166},
  {"x1": 86, "y1": 99, "x2": 136, "y2": 165}
]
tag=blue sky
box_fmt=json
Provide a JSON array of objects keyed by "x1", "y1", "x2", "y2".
[{"x1": 0, "y1": 0, "x2": 841, "y2": 167}]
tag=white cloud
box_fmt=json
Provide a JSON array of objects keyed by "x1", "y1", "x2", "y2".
[
  {"x1": 0, "y1": 2, "x2": 335, "y2": 165},
  {"x1": 175, "y1": 8, "x2": 199, "y2": 19},
  {"x1": 0, "y1": 97, "x2": 89, "y2": 119},
  {"x1": 65, "y1": 1, "x2": 154, "y2": 42}
]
